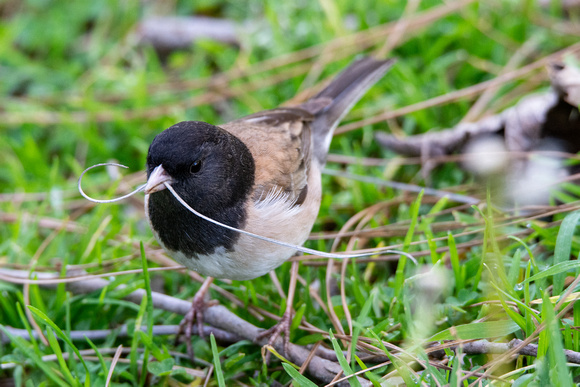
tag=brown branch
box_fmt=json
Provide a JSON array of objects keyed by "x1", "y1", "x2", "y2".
[
  {"x1": 0, "y1": 212, "x2": 87, "y2": 233},
  {"x1": 0, "y1": 268, "x2": 371, "y2": 387},
  {"x1": 336, "y1": 42, "x2": 580, "y2": 135},
  {"x1": 1, "y1": 324, "x2": 241, "y2": 346},
  {"x1": 322, "y1": 168, "x2": 480, "y2": 204},
  {"x1": 471, "y1": 339, "x2": 580, "y2": 363},
  {"x1": 136, "y1": 17, "x2": 240, "y2": 50},
  {"x1": 430, "y1": 339, "x2": 580, "y2": 364}
]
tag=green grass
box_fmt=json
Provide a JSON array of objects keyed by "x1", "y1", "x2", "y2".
[{"x1": 2, "y1": 0, "x2": 580, "y2": 385}]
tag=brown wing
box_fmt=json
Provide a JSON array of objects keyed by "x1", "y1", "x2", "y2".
[{"x1": 221, "y1": 108, "x2": 313, "y2": 206}]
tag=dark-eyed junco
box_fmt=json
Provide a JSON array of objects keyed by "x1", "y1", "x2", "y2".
[{"x1": 143, "y1": 56, "x2": 394, "y2": 356}]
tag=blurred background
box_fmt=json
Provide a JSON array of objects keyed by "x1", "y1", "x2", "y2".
[
  {"x1": 1, "y1": 0, "x2": 580, "y2": 385},
  {"x1": 1, "y1": 0, "x2": 578, "y2": 192}
]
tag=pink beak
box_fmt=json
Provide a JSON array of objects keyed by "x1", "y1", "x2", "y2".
[{"x1": 144, "y1": 165, "x2": 173, "y2": 194}]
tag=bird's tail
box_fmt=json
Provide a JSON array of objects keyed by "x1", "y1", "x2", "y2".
[{"x1": 301, "y1": 57, "x2": 395, "y2": 165}]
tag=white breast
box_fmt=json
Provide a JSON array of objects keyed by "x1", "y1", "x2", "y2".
[{"x1": 144, "y1": 166, "x2": 322, "y2": 281}]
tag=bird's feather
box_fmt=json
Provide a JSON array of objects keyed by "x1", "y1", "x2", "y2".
[{"x1": 222, "y1": 109, "x2": 312, "y2": 207}]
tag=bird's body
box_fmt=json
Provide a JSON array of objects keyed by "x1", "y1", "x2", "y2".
[
  {"x1": 145, "y1": 112, "x2": 321, "y2": 280},
  {"x1": 144, "y1": 57, "x2": 394, "y2": 281}
]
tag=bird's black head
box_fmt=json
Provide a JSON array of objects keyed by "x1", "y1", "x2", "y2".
[{"x1": 145, "y1": 121, "x2": 255, "y2": 257}]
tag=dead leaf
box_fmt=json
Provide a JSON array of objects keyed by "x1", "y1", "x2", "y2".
[{"x1": 376, "y1": 61, "x2": 580, "y2": 160}]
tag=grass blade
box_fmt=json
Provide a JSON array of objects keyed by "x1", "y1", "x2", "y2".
[
  {"x1": 45, "y1": 327, "x2": 78, "y2": 386},
  {"x1": 541, "y1": 292, "x2": 574, "y2": 386},
  {"x1": 27, "y1": 306, "x2": 91, "y2": 387},
  {"x1": 520, "y1": 260, "x2": 580, "y2": 285},
  {"x1": 329, "y1": 330, "x2": 362, "y2": 387},
  {"x1": 553, "y1": 210, "x2": 580, "y2": 294},
  {"x1": 282, "y1": 363, "x2": 317, "y2": 387},
  {"x1": 139, "y1": 241, "x2": 154, "y2": 387},
  {"x1": 430, "y1": 319, "x2": 520, "y2": 341},
  {"x1": 0, "y1": 325, "x2": 67, "y2": 386},
  {"x1": 448, "y1": 231, "x2": 464, "y2": 291},
  {"x1": 210, "y1": 333, "x2": 226, "y2": 387}
]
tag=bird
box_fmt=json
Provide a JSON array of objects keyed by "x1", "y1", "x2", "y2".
[{"x1": 143, "y1": 56, "x2": 394, "y2": 358}]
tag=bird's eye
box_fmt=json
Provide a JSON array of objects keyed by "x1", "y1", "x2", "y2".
[{"x1": 189, "y1": 160, "x2": 202, "y2": 174}]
